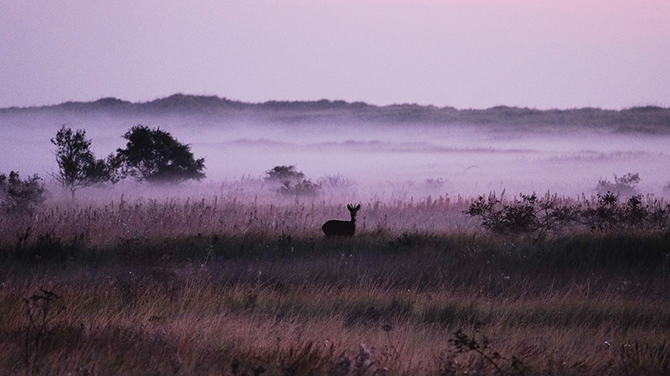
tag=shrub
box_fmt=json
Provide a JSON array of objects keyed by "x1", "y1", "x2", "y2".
[
  {"x1": 467, "y1": 192, "x2": 539, "y2": 234},
  {"x1": 266, "y1": 166, "x2": 321, "y2": 196},
  {"x1": 466, "y1": 192, "x2": 575, "y2": 234},
  {"x1": 318, "y1": 174, "x2": 354, "y2": 189},
  {"x1": 0, "y1": 171, "x2": 46, "y2": 215},
  {"x1": 579, "y1": 193, "x2": 670, "y2": 232},
  {"x1": 467, "y1": 191, "x2": 670, "y2": 234},
  {"x1": 278, "y1": 179, "x2": 321, "y2": 197},
  {"x1": 595, "y1": 172, "x2": 640, "y2": 196}
]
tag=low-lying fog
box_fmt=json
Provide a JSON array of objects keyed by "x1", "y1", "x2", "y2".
[{"x1": 2, "y1": 111, "x2": 670, "y2": 199}]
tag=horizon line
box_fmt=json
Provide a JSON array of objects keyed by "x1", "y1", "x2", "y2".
[{"x1": 1, "y1": 93, "x2": 668, "y2": 112}]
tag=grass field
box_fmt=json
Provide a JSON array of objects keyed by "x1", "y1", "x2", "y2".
[{"x1": 1, "y1": 185, "x2": 669, "y2": 375}]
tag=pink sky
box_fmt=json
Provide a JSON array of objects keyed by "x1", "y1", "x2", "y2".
[{"x1": 1, "y1": 1, "x2": 668, "y2": 109}]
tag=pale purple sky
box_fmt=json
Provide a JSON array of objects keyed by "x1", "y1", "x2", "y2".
[{"x1": 1, "y1": 0, "x2": 669, "y2": 109}]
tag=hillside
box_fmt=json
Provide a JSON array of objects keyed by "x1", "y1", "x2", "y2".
[{"x1": 1, "y1": 93, "x2": 669, "y2": 132}]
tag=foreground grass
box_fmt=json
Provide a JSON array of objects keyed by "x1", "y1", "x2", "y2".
[
  {"x1": 1, "y1": 194, "x2": 670, "y2": 375},
  {"x1": 2, "y1": 231, "x2": 670, "y2": 375}
]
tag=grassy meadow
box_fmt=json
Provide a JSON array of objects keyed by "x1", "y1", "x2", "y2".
[{"x1": 1, "y1": 182, "x2": 670, "y2": 375}]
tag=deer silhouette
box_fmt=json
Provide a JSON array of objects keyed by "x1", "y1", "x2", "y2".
[{"x1": 322, "y1": 204, "x2": 361, "y2": 237}]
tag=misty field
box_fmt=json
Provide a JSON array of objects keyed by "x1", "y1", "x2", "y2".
[{"x1": 1, "y1": 183, "x2": 670, "y2": 376}]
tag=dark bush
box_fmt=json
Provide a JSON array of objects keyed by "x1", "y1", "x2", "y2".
[
  {"x1": 467, "y1": 191, "x2": 670, "y2": 235},
  {"x1": 278, "y1": 179, "x2": 321, "y2": 197},
  {"x1": 266, "y1": 166, "x2": 321, "y2": 196},
  {"x1": 579, "y1": 193, "x2": 670, "y2": 232},
  {"x1": 466, "y1": 192, "x2": 576, "y2": 234},
  {"x1": 0, "y1": 171, "x2": 46, "y2": 214},
  {"x1": 595, "y1": 172, "x2": 640, "y2": 196}
]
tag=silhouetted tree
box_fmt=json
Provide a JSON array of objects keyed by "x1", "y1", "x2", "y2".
[
  {"x1": 265, "y1": 165, "x2": 304, "y2": 183},
  {"x1": 116, "y1": 125, "x2": 205, "y2": 183},
  {"x1": 0, "y1": 171, "x2": 46, "y2": 214},
  {"x1": 51, "y1": 126, "x2": 119, "y2": 198}
]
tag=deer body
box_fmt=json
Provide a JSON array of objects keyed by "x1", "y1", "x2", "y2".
[{"x1": 322, "y1": 204, "x2": 361, "y2": 237}]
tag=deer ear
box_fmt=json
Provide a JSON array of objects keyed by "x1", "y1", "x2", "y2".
[
  {"x1": 355, "y1": 204, "x2": 361, "y2": 210},
  {"x1": 347, "y1": 204, "x2": 352, "y2": 210}
]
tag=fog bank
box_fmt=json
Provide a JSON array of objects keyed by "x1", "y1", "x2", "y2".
[{"x1": 2, "y1": 109, "x2": 669, "y2": 198}]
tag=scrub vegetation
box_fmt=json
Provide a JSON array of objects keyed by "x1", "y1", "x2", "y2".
[
  {"x1": 0, "y1": 171, "x2": 46, "y2": 215},
  {"x1": 1, "y1": 100, "x2": 670, "y2": 374},
  {"x1": 1, "y1": 184, "x2": 669, "y2": 375}
]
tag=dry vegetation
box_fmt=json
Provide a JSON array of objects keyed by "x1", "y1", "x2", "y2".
[{"x1": 1, "y1": 183, "x2": 670, "y2": 375}]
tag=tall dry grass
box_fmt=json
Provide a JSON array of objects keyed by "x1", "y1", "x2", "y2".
[
  {"x1": 0, "y1": 180, "x2": 476, "y2": 247},
  {"x1": 1, "y1": 184, "x2": 669, "y2": 375},
  {"x1": 2, "y1": 266, "x2": 669, "y2": 375}
]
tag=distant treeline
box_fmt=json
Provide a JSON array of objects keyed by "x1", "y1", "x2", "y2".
[{"x1": 2, "y1": 93, "x2": 670, "y2": 131}]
